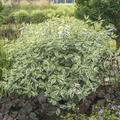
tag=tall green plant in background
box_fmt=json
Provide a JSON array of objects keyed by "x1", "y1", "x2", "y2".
[
  {"x1": 75, "y1": 0, "x2": 120, "y2": 48},
  {"x1": 0, "y1": 40, "x2": 8, "y2": 96},
  {"x1": 0, "y1": 1, "x2": 3, "y2": 13},
  {"x1": 0, "y1": 2, "x2": 4, "y2": 26},
  {"x1": 0, "y1": 41, "x2": 5, "y2": 80},
  {"x1": 13, "y1": 10, "x2": 30, "y2": 23}
]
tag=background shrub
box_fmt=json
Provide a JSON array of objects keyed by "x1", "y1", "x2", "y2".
[
  {"x1": 54, "y1": 8, "x2": 66, "y2": 18},
  {"x1": 0, "y1": 2, "x2": 3, "y2": 12},
  {"x1": 0, "y1": 4, "x2": 5, "y2": 25},
  {"x1": 19, "y1": 3, "x2": 57, "y2": 11},
  {"x1": 6, "y1": 13, "x2": 15, "y2": 24},
  {"x1": 0, "y1": 15, "x2": 5, "y2": 26},
  {"x1": 3, "y1": 18, "x2": 114, "y2": 109},
  {"x1": 54, "y1": 6, "x2": 75, "y2": 18},
  {"x1": 30, "y1": 10, "x2": 48, "y2": 23},
  {"x1": 57, "y1": 6, "x2": 75, "y2": 17},
  {"x1": 13, "y1": 10, "x2": 30, "y2": 23},
  {"x1": 0, "y1": 4, "x2": 75, "y2": 25},
  {"x1": 75, "y1": 0, "x2": 120, "y2": 47},
  {"x1": 45, "y1": 9, "x2": 56, "y2": 19},
  {"x1": 0, "y1": 5, "x2": 15, "y2": 24}
]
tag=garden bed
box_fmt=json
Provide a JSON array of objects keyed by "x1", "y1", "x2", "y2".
[{"x1": 0, "y1": 84, "x2": 119, "y2": 120}]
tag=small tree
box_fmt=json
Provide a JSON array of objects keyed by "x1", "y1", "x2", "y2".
[{"x1": 75, "y1": 0, "x2": 120, "y2": 48}]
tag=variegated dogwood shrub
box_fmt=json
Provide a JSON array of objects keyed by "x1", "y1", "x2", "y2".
[{"x1": 3, "y1": 18, "x2": 114, "y2": 109}]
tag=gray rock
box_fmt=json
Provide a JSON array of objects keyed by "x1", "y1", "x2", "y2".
[
  {"x1": 19, "y1": 108, "x2": 27, "y2": 114},
  {"x1": 3, "y1": 113, "x2": 9, "y2": 120},
  {"x1": 11, "y1": 111, "x2": 18, "y2": 118},
  {"x1": 7, "y1": 116, "x2": 14, "y2": 120},
  {"x1": 29, "y1": 112, "x2": 36, "y2": 120},
  {"x1": 37, "y1": 92, "x2": 47, "y2": 104},
  {"x1": 24, "y1": 103, "x2": 33, "y2": 114},
  {"x1": 107, "y1": 88, "x2": 114, "y2": 94},
  {"x1": 17, "y1": 112, "x2": 28, "y2": 120},
  {"x1": 84, "y1": 100, "x2": 92, "y2": 110},
  {"x1": 18, "y1": 100, "x2": 25, "y2": 107},
  {"x1": 41, "y1": 103, "x2": 57, "y2": 116},
  {"x1": 97, "y1": 90, "x2": 105, "y2": 98},
  {"x1": 0, "y1": 113, "x2": 3, "y2": 120},
  {"x1": 91, "y1": 105, "x2": 96, "y2": 113},
  {"x1": 105, "y1": 94, "x2": 111, "y2": 100},
  {"x1": 75, "y1": 102, "x2": 87, "y2": 113},
  {"x1": 97, "y1": 99, "x2": 105, "y2": 107},
  {"x1": 87, "y1": 93, "x2": 96, "y2": 101}
]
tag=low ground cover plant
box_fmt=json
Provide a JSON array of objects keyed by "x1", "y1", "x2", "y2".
[
  {"x1": 59, "y1": 113, "x2": 97, "y2": 120},
  {"x1": 58, "y1": 103, "x2": 120, "y2": 120},
  {"x1": 98, "y1": 104, "x2": 120, "y2": 120},
  {"x1": 2, "y1": 18, "x2": 115, "y2": 110}
]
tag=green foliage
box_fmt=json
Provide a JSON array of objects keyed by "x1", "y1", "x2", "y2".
[
  {"x1": 54, "y1": 6, "x2": 75, "y2": 18},
  {"x1": 13, "y1": 10, "x2": 30, "y2": 23},
  {"x1": 6, "y1": 13, "x2": 15, "y2": 24},
  {"x1": 102, "y1": 108, "x2": 120, "y2": 120},
  {"x1": 0, "y1": 5, "x2": 75, "y2": 25},
  {"x1": 96, "y1": 103, "x2": 120, "y2": 120},
  {"x1": 3, "y1": 18, "x2": 113, "y2": 108},
  {"x1": 0, "y1": 40, "x2": 7, "y2": 81},
  {"x1": 75, "y1": 0, "x2": 120, "y2": 32},
  {"x1": 0, "y1": 15, "x2": 5, "y2": 26},
  {"x1": 30, "y1": 10, "x2": 48, "y2": 23},
  {"x1": 0, "y1": 41, "x2": 5, "y2": 80},
  {"x1": 0, "y1": 41, "x2": 8, "y2": 96},
  {"x1": 0, "y1": 2, "x2": 3, "y2": 12},
  {"x1": 45, "y1": 9, "x2": 55, "y2": 19},
  {"x1": 0, "y1": 5, "x2": 15, "y2": 25},
  {"x1": 0, "y1": 3, "x2": 4, "y2": 26},
  {"x1": 60, "y1": 113, "x2": 87, "y2": 120},
  {"x1": 54, "y1": 8, "x2": 66, "y2": 18},
  {"x1": 59, "y1": 113, "x2": 97, "y2": 120},
  {"x1": 18, "y1": 3, "x2": 57, "y2": 11}
]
